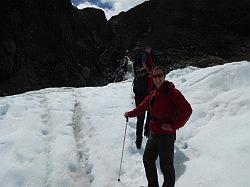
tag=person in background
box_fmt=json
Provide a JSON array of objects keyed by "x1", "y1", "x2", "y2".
[
  {"x1": 132, "y1": 46, "x2": 155, "y2": 149},
  {"x1": 141, "y1": 46, "x2": 154, "y2": 106},
  {"x1": 142, "y1": 46, "x2": 154, "y2": 140},
  {"x1": 133, "y1": 68, "x2": 150, "y2": 149},
  {"x1": 141, "y1": 46, "x2": 154, "y2": 71},
  {"x1": 125, "y1": 65, "x2": 192, "y2": 187}
]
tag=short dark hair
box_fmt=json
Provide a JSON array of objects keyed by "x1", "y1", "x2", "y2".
[{"x1": 152, "y1": 65, "x2": 166, "y2": 74}]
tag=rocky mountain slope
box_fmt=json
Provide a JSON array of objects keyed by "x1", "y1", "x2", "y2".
[
  {"x1": 0, "y1": 0, "x2": 122, "y2": 96},
  {"x1": 1, "y1": 0, "x2": 249, "y2": 96},
  {"x1": 110, "y1": 0, "x2": 250, "y2": 69}
]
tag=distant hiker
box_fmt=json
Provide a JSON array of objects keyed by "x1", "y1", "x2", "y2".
[
  {"x1": 132, "y1": 46, "x2": 155, "y2": 149},
  {"x1": 141, "y1": 46, "x2": 154, "y2": 72},
  {"x1": 133, "y1": 68, "x2": 151, "y2": 149},
  {"x1": 125, "y1": 65, "x2": 192, "y2": 187},
  {"x1": 141, "y1": 46, "x2": 154, "y2": 104}
]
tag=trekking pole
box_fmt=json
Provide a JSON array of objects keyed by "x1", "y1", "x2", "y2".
[{"x1": 118, "y1": 117, "x2": 129, "y2": 182}]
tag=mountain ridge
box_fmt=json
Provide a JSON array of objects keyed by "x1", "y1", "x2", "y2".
[{"x1": 0, "y1": 0, "x2": 249, "y2": 96}]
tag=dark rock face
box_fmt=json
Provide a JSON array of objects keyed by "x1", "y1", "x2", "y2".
[
  {"x1": 109, "y1": 0, "x2": 250, "y2": 69},
  {"x1": 1, "y1": 0, "x2": 250, "y2": 96},
  {"x1": 0, "y1": 0, "x2": 121, "y2": 96}
]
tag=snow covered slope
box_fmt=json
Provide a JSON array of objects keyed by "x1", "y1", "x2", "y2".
[{"x1": 0, "y1": 61, "x2": 249, "y2": 187}]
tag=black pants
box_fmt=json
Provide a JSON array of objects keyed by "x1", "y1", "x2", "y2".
[
  {"x1": 135, "y1": 97, "x2": 150, "y2": 140},
  {"x1": 143, "y1": 134, "x2": 176, "y2": 187}
]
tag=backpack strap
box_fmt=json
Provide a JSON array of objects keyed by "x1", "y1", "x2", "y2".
[
  {"x1": 148, "y1": 87, "x2": 180, "y2": 122},
  {"x1": 166, "y1": 89, "x2": 180, "y2": 122}
]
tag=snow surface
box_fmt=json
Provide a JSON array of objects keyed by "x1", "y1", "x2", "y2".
[{"x1": 0, "y1": 61, "x2": 250, "y2": 187}]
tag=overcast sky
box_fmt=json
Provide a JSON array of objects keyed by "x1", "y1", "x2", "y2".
[{"x1": 71, "y1": 0, "x2": 146, "y2": 19}]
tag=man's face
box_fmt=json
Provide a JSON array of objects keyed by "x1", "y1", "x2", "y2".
[
  {"x1": 145, "y1": 47, "x2": 151, "y2": 53},
  {"x1": 152, "y1": 69, "x2": 165, "y2": 88}
]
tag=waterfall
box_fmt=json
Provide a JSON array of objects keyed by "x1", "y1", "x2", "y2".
[{"x1": 124, "y1": 56, "x2": 134, "y2": 81}]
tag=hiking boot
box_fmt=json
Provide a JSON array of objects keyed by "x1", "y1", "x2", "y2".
[{"x1": 135, "y1": 138, "x2": 142, "y2": 149}]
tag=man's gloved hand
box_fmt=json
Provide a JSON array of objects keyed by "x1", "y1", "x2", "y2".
[
  {"x1": 124, "y1": 112, "x2": 129, "y2": 118},
  {"x1": 124, "y1": 112, "x2": 129, "y2": 122}
]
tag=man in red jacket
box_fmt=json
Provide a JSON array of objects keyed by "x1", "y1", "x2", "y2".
[{"x1": 125, "y1": 66, "x2": 192, "y2": 187}]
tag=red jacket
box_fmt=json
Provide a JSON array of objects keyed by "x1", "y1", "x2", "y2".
[{"x1": 127, "y1": 81, "x2": 192, "y2": 134}]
